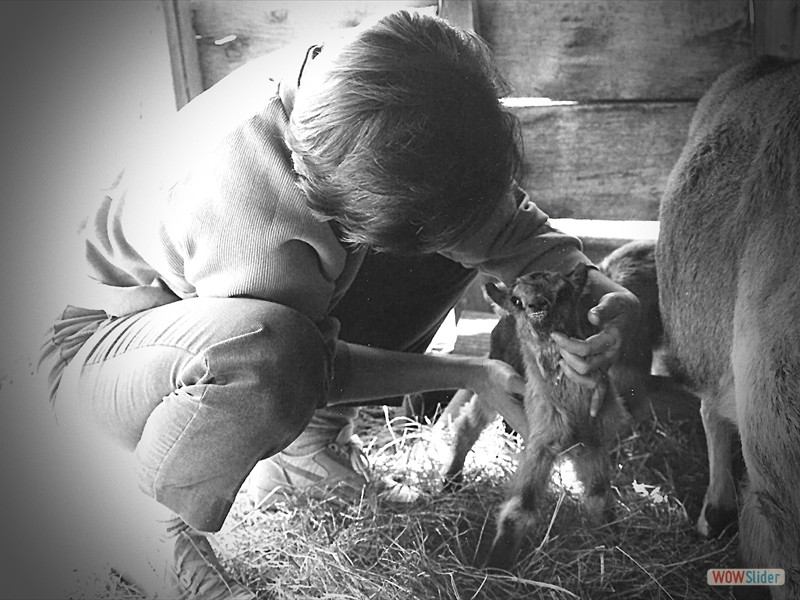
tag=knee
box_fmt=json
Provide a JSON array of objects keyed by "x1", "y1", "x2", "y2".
[
  {"x1": 257, "y1": 306, "x2": 331, "y2": 437},
  {"x1": 200, "y1": 300, "x2": 332, "y2": 445}
]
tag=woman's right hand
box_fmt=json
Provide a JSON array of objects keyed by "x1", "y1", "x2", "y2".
[{"x1": 468, "y1": 358, "x2": 528, "y2": 437}]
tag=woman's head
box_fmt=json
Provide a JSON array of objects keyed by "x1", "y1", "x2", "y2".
[{"x1": 286, "y1": 10, "x2": 521, "y2": 254}]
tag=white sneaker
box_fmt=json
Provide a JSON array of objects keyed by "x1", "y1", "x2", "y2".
[{"x1": 247, "y1": 422, "x2": 370, "y2": 506}]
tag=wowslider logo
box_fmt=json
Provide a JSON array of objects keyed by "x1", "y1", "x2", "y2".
[{"x1": 707, "y1": 569, "x2": 785, "y2": 586}]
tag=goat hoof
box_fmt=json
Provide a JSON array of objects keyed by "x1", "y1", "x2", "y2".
[
  {"x1": 483, "y1": 549, "x2": 515, "y2": 573},
  {"x1": 697, "y1": 503, "x2": 737, "y2": 537}
]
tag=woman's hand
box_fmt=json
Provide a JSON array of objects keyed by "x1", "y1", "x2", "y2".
[
  {"x1": 551, "y1": 286, "x2": 640, "y2": 416},
  {"x1": 467, "y1": 358, "x2": 528, "y2": 436}
]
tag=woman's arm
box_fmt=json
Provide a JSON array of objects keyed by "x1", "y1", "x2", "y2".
[{"x1": 328, "y1": 342, "x2": 528, "y2": 434}]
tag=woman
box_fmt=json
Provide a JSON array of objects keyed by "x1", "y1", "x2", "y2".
[{"x1": 41, "y1": 11, "x2": 638, "y2": 598}]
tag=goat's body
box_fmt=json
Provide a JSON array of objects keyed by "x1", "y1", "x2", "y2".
[
  {"x1": 599, "y1": 240, "x2": 663, "y2": 421},
  {"x1": 657, "y1": 57, "x2": 800, "y2": 598},
  {"x1": 442, "y1": 241, "x2": 659, "y2": 487},
  {"x1": 488, "y1": 321, "x2": 628, "y2": 569},
  {"x1": 442, "y1": 267, "x2": 631, "y2": 569}
]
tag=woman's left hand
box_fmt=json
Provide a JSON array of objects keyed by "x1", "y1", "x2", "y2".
[{"x1": 550, "y1": 288, "x2": 640, "y2": 416}]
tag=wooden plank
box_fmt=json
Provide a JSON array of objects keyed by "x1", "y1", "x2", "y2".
[
  {"x1": 163, "y1": 0, "x2": 204, "y2": 107},
  {"x1": 453, "y1": 310, "x2": 497, "y2": 355},
  {"x1": 438, "y1": 0, "x2": 479, "y2": 32},
  {"x1": 513, "y1": 102, "x2": 695, "y2": 221},
  {"x1": 551, "y1": 219, "x2": 658, "y2": 241},
  {"x1": 553, "y1": 219, "x2": 658, "y2": 263},
  {"x1": 189, "y1": 0, "x2": 437, "y2": 89},
  {"x1": 752, "y1": 0, "x2": 800, "y2": 58},
  {"x1": 477, "y1": 0, "x2": 752, "y2": 100}
]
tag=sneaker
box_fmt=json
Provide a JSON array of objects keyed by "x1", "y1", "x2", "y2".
[
  {"x1": 141, "y1": 517, "x2": 255, "y2": 599},
  {"x1": 247, "y1": 422, "x2": 370, "y2": 507}
]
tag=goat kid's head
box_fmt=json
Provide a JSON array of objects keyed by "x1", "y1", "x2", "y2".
[{"x1": 484, "y1": 264, "x2": 591, "y2": 339}]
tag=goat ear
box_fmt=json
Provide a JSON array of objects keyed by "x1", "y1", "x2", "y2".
[
  {"x1": 567, "y1": 263, "x2": 590, "y2": 292},
  {"x1": 483, "y1": 282, "x2": 512, "y2": 315}
]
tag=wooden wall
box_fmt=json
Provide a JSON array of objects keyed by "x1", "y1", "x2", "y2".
[
  {"x1": 186, "y1": 0, "x2": 752, "y2": 227},
  {"x1": 190, "y1": 1, "x2": 438, "y2": 90},
  {"x1": 483, "y1": 0, "x2": 751, "y2": 225},
  {"x1": 482, "y1": 1, "x2": 752, "y2": 101},
  {"x1": 182, "y1": 0, "x2": 762, "y2": 308}
]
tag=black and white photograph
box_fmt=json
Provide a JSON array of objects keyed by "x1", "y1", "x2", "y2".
[{"x1": 0, "y1": 1, "x2": 798, "y2": 598}]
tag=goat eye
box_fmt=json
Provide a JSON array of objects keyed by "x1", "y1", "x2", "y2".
[{"x1": 511, "y1": 296, "x2": 523, "y2": 309}]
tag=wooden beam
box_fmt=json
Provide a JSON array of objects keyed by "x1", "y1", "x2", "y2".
[
  {"x1": 438, "y1": 0, "x2": 479, "y2": 32},
  {"x1": 551, "y1": 219, "x2": 659, "y2": 241},
  {"x1": 752, "y1": 0, "x2": 800, "y2": 58},
  {"x1": 162, "y1": 0, "x2": 204, "y2": 107}
]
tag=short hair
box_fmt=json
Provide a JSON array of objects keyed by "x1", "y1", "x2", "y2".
[{"x1": 286, "y1": 10, "x2": 522, "y2": 255}]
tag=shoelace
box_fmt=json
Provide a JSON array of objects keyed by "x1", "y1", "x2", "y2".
[{"x1": 329, "y1": 423, "x2": 370, "y2": 480}]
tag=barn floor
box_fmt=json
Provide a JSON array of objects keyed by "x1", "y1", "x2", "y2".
[
  {"x1": 211, "y1": 312, "x2": 738, "y2": 600},
  {"x1": 1, "y1": 312, "x2": 740, "y2": 599}
]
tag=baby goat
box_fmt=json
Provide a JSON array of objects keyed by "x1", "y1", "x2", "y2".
[
  {"x1": 448, "y1": 263, "x2": 631, "y2": 570},
  {"x1": 442, "y1": 240, "x2": 661, "y2": 491}
]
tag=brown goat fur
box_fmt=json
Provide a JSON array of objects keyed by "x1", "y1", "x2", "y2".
[
  {"x1": 440, "y1": 240, "x2": 660, "y2": 483},
  {"x1": 463, "y1": 264, "x2": 631, "y2": 569},
  {"x1": 657, "y1": 57, "x2": 800, "y2": 598},
  {"x1": 598, "y1": 240, "x2": 663, "y2": 421}
]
